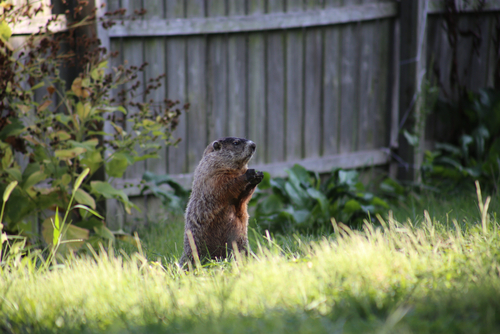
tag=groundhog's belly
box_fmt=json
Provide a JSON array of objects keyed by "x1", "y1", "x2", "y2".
[{"x1": 203, "y1": 206, "x2": 246, "y2": 258}]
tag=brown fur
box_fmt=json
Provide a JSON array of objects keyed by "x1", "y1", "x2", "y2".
[{"x1": 179, "y1": 137, "x2": 263, "y2": 265}]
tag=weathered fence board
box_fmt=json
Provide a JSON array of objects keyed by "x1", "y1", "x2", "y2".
[
  {"x1": 80, "y1": 0, "x2": 500, "y2": 226},
  {"x1": 304, "y1": 26, "x2": 323, "y2": 158},
  {"x1": 106, "y1": 2, "x2": 398, "y2": 37},
  {"x1": 285, "y1": 28, "x2": 304, "y2": 161}
]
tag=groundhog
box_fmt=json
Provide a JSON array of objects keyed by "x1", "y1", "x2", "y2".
[{"x1": 179, "y1": 137, "x2": 263, "y2": 266}]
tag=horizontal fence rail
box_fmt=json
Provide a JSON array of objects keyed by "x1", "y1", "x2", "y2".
[
  {"x1": 115, "y1": 149, "x2": 391, "y2": 196},
  {"x1": 107, "y1": 2, "x2": 398, "y2": 37}
]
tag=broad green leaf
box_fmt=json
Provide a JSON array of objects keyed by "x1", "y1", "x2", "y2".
[
  {"x1": 72, "y1": 204, "x2": 104, "y2": 219},
  {"x1": 49, "y1": 130, "x2": 71, "y2": 141},
  {"x1": 371, "y1": 196, "x2": 389, "y2": 209},
  {"x1": 30, "y1": 81, "x2": 45, "y2": 91},
  {"x1": 0, "y1": 20, "x2": 12, "y2": 42},
  {"x1": 307, "y1": 188, "x2": 329, "y2": 219},
  {"x1": 81, "y1": 150, "x2": 103, "y2": 173},
  {"x1": 90, "y1": 181, "x2": 124, "y2": 199},
  {"x1": 74, "y1": 188, "x2": 95, "y2": 209},
  {"x1": 403, "y1": 130, "x2": 419, "y2": 147},
  {"x1": 2, "y1": 181, "x2": 18, "y2": 202},
  {"x1": 97, "y1": 60, "x2": 108, "y2": 69},
  {"x1": 42, "y1": 216, "x2": 89, "y2": 253},
  {"x1": 284, "y1": 181, "x2": 309, "y2": 208},
  {"x1": 94, "y1": 224, "x2": 115, "y2": 241},
  {"x1": 257, "y1": 194, "x2": 284, "y2": 216},
  {"x1": 61, "y1": 173, "x2": 72, "y2": 186},
  {"x1": 90, "y1": 181, "x2": 137, "y2": 215},
  {"x1": 76, "y1": 102, "x2": 92, "y2": 119},
  {"x1": 106, "y1": 153, "x2": 131, "y2": 178},
  {"x1": 288, "y1": 208, "x2": 310, "y2": 225},
  {"x1": 73, "y1": 217, "x2": 104, "y2": 230},
  {"x1": 338, "y1": 170, "x2": 359, "y2": 186},
  {"x1": 5, "y1": 168, "x2": 22, "y2": 182},
  {"x1": 91, "y1": 67, "x2": 105, "y2": 81},
  {"x1": 257, "y1": 171, "x2": 271, "y2": 190},
  {"x1": 55, "y1": 114, "x2": 72, "y2": 125},
  {"x1": 287, "y1": 164, "x2": 313, "y2": 187},
  {"x1": 55, "y1": 147, "x2": 87, "y2": 159},
  {"x1": 435, "y1": 142, "x2": 461, "y2": 156},
  {"x1": 68, "y1": 139, "x2": 99, "y2": 150},
  {"x1": 343, "y1": 199, "x2": 362, "y2": 214},
  {"x1": 82, "y1": 77, "x2": 91, "y2": 88},
  {"x1": 117, "y1": 106, "x2": 127, "y2": 114},
  {"x1": 23, "y1": 171, "x2": 47, "y2": 190},
  {"x1": 0, "y1": 118, "x2": 24, "y2": 140},
  {"x1": 1, "y1": 147, "x2": 13, "y2": 169},
  {"x1": 73, "y1": 168, "x2": 90, "y2": 192}
]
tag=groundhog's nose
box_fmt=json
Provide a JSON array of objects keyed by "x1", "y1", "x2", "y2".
[{"x1": 249, "y1": 141, "x2": 256, "y2": 152}]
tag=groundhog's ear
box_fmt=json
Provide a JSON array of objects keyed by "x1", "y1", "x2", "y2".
[{"x1": 213, "y1": 141, "x2": 221, "y2": 151}]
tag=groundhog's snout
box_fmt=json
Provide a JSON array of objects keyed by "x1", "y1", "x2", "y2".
[{"x1": 248, "y1": 141, "x2": 256, "y2": 152}]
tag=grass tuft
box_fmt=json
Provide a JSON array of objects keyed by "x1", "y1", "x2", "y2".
[{"x1": 1, "y1": 192, "x2": 500, "y2": 333}]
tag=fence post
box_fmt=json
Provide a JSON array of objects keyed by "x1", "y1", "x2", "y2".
[{"x1": 397, "y1": 0, "x2": 428, "y2": 181}]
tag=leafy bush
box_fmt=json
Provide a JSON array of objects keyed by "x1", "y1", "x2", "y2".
[
  {"x1": 0, "y1": 2, "x2": 186, "y2": 245},
  {"x1": 140, "y1": 171, "x2": 191, "y2": 216},
  {"x1": 422, "y1": 88, "x2": 500, "y2": 192},
  {"x1": 251, "y1": 165, "x2": 392, "y2": 233}
]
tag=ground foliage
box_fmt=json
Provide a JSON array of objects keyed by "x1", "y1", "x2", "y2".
[
  {"x1": 1, "y1": 185, "x2": 500, "y2": 333},
  {"x1": 0, "y1": 2, "x2": 187, "y2": 248},
  {"x1": 249, "y1": 165, "x2": 399, "y2": 233},
  {"x1": 422, "y1": 88, "x2": 500, "y2": 193}
]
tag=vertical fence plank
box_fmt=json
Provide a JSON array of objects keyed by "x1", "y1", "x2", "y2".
[
  {"x1": 304, "y1": 26, "x2": 323, "y2": 158},
  {"x1": 143, "y1": 36, "x2": 167, "y2": 175},
  {"x1": 339, "y1": 20, "x2": 359, "y2": 153},
  {"x1": 121, "y1": 38, "x2": 145, "y2": 226},
  {"x1": 166, "y1": 0, "x2": 188, "y2": 174},
  {"x1": 122, "y1": 39, "x2": 145, "y2": 179},
  {"x1": 247, "y1": 0, "x2": 266, "y2": 163},
  {"x1": 186, "y1": 0, "x2": 207, "y2": 171},
  {"x1": 105, "y1": 38, "x2": 126, "y2": 229},
  {"x1": 227, "y1": 1, "x2": 247, "y2": 138},
  {"x1": 375, "y1": 18, "x2": 391, "y2": 148},
  {"x1": 357, "y1": 20, "x2": 376, "y2": 150},
  {"x1": 285, "y1": 29, "x2": 304, "y2": 161},
  {"x1": 467, "y1": 16, "x2": 491, "y2": 90},
  {"x1": 322, "y1": 0, "x2": 343, "y2": 156},
  {"x1": 303, "y1": 1, "x2": 324, "y2": 159},
  {"x1": 398, "y1": 0, "x2": 427, "y2": 181},
  {"x1": 206, "y1": 1, "x2": 228, "y2": 141},
  {"x1": 266, "y1": 0, "x2": 286, "y2": 163},
  {"x1": 486, "y1": 16, "x2": 497, "y2": 87},
  {"x1": 285, "y1": 0, "x2": 304, "y2": 161}
]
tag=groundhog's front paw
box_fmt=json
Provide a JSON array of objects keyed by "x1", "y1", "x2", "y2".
[{"x1": 245, "y1": 169, "x2": 263, "y2": 185}]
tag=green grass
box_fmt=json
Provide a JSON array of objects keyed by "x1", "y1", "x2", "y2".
[{"x1": 1, "y1": 190, "x2": 500, "y2": 333}]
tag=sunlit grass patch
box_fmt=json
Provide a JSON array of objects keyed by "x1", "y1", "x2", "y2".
[{"x1": 1, "y1": 189, "x2": 500, "y2": 333}]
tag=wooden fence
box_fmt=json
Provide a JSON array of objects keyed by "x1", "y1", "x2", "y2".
[{"x1": 10, "y1": 0, "x2": 500, "y2": 228}]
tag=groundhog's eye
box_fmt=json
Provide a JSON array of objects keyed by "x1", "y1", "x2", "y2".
[{"x1": 233, "y1": 141, "x2": 239, "y2": 146}]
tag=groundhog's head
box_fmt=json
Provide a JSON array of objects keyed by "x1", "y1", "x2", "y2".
[{"x1": 202, "y1": 137, "x2": 257, "y2": 170}]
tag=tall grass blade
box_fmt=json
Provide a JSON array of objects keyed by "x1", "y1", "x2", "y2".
[
  {"x1": 53, "y1": 207, "x2": 60, "y2": 246},
  {"x1": 186, "y1": 229, "x2": 201, "y2": 269},
  {"x1": 476, "y1": 181, "x2": 491, "y2": 234}
]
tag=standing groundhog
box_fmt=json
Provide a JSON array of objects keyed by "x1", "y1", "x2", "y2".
[{"x1": 179, "y1": 137, "x2": 263, "y2": 265}]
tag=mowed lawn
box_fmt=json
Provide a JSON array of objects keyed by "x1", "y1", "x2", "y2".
[{"x1": 1, "y1": 191, "x2": 500, "y2": 333}]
